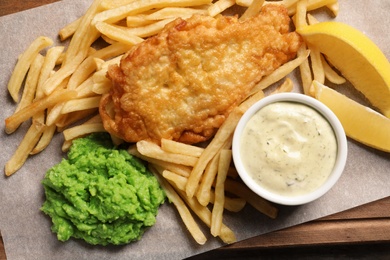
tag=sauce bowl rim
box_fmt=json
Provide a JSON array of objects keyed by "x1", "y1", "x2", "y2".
[{"x1": 232, "y1": 92, "x2": 348, "y2": 206}]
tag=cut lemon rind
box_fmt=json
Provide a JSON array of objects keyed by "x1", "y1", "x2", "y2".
[{"x1": 311, "y1": 80, "x2": 390, "y2": 153}]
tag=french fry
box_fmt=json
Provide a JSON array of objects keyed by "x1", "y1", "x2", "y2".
[
  {"x1": 239, "y1": 0, "x2": 264, "y2": 21},
  {"x1": 249, "y1": 49, "x2": 310, "y2": 95},
  {"x1": 67, "y1": 57, "x2": 104, "y2": 90},
  {"x1": 240, "y1": 88, "x2": 267, "y2": 112},
  {"x1": 63, "y1": 122, "x2": 106, "y2": 141},
  {"x1": 5, "y1": 120, "x2": 45, "y2": 176},
  {"x1": 5, "y1": 89, "x2": 78, "y2": 134},
  {"x1": 297, "y1": 44, "x2": 312, "y2": 95},
  {"x1": 55, "y1": 114, "x2": 70, "y2": 132},
  {"x1": 123, "y1": 18, "x2": 176, "y2": 38},
  {"x1": 46, "y1": 103, "x2": 65, "y2": 127},
  {"x1": 101, "y1": 0, "x2": 138, "y2": 9},
  {"x1": 196, "y1": 152, "x2": 219, "y2": 206},
  {"x1": 125, "y1": 19, "x2": 174, "y2": 36},
  {"x1": 162, "y1": 169, "x2": 188, "y2": 190},
  {"x1": 307, "y1": 0, "x2": 337, "y2": 12},
  {"x1": 196, "y1": 136, "x2": 236, "y2": 206},
  {"x1": 126, "y1": 15, "x2": 156, "y2": 27},
  {"x1": 95, "y1": 22, "x2": 145, "y2": 45},
  {"x1": 186, "y1": 90, "x2": 264, "y2": 198},
  {"x1": 36, "y1": 77, "x2": 70, "y2": 126},
  {"x1": 306, "y1": 12, "x2": 319, "y2": 25},
  {"x1": 93, "y1": 0, "x2": 213, "y2": 25},
  {"x1": 89, "y1": 42, "x2": 128, "y2": 60},
  {"x1": 270, "y1": 77, "x2": 294, "y2": 94},
  {"x1": 294, "y1": 0, "x2": 308, "y2": 30},
  {"x1": 186, "y1": 133, "x2": 233, "y2": 198},
  {"x1": 92, "y1": 82, "x2": 111, "y2": 95},
  {"x1": 75, "y1": 77, "x2": 96, "y2": 98},
  {"x1": 91, "y1": 57, "x2": 104, "y2": 72},
  {"x1": 146, "y1": 7, "x2": 208, "y2": 20},
  {"x1": 101, "y1": 34, "x2": 118, "y2": 45},
  {"x1": 150, "y1": 165, "x2": 207, "y2": 245},
  {"x1": 308, "y1": 43, "x2": 325, "y2": 83},
  {"x1": 30, "y1": 124, "x2": 57, "y2": 155},
  {"x1": 61, "y1": 96, "x2": 101, "y2": 114},
  {"x1": 225, "y1": 179, "x2": 278, "y2": 219},
  {"x1": 92, "y1": 69, "x2": 110, "y2": 84},
  {"x1": 296, "y1": 4, "x2": 325, "y2": 85},
  {"x1": 287, "y1": 0, "x2": 337, "y2": 15},
  {"x1": 211, "y1": 149, "x2": 231, "y2": 237},
  {"x1": 55, "y1": 52, "x2": 65, "y2": 65},
  {"x1": 177, "y1": 188, "x2": 236, "y2": 244},
  {"x1": 305, "y1": 12, "x2": 345, "y2": 85},
  {"x1": 87, "y1": 47, "x2": 98, "y2": 56},
  {"x1": 59, "y1": 17, "x2": 82, "y2": 41},
  {"x1": 15, "y1": 54, "x2": 44, "y2": 113},
  {"x1": 235, "y1": 0, "x2": 252, "y2": 6},
  {"x1": 326, "y1": 1, "x2": 339, "y2": 16},
  {"x1": 62, "y1": 140, "x2": 73, "y2": 152},
  {"x1": 208, "y1": 0, "x2": 236, "y2": 17},
  {"x1": 284, "y1": 0, "x2": 297, "y2": 5},
  {"x1": 209, "y1": 192, "x2": 246, "y2": 212},
  {"x1": 161, "y1": 138, "x2": 204, "y2": 157},
  {"x1": 63, "y1": 0, "x2": 103, "y2": 65},
  {"x1": 43, "y1": 52, "x2": 85, "y2": 95},
  {"x1": 321, "y1": 55, "x2": 346, "y2": 84},
  {"x1": 99, "y1": 55, "x2": 123, "y2": 70},
  {"x1": 36, "y1": 46, "x2": 65, "y2": 99},
  {"x1": 128, "y1": 146, "x2": 192, "y2": 177},
  {"x1": 7, "y1": 36, "x2": 53, "y2": 102},
  {"x1": 84, "y1": 113, "x2": 103, "y2": 124},
  {"x1": 162, "y1": 167, "x2": 246, "y2": 212},
  {"x1": 237, "y1": 0, "x2": 282, "y2": 7},
  {"x1": 56, "y1": 109, "x2": 99, "y2": 130},
  {"x1": 137, "y1": 140, "x2": 198, "y2": 166}
]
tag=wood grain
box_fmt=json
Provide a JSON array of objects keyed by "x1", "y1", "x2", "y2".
[
  {"x1": 222, "y1": 197, "x2": 390, "y2": 250},
  {"x1": 1, "y1": 1, "x2": 390, "y2": 259},
  {"x1": 2, "y1": 197, "x2": 390, "y2": 259},
  {"x1": 0, "y1": 0, "x2": 59, "y2": 17}
]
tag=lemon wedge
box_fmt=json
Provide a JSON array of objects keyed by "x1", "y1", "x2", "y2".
[
  {"x1": 297, "y1": 22, "x2": 390, "y2": 118},
  {"x1": 311, "y1": 80, "x2": 390, "y2": 153}
]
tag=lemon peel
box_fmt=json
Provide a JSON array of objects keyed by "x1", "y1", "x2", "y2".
[
  {"x1": 311, "y1": 80, "x2": 390, "y2": 153},
  {"x1": 297, "y1": 21, "x2": 390, "y2": 118}
]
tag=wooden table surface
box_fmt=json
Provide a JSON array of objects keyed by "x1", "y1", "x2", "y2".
[{"x1": 1, "y1": 1, "x2": 390, "y2": 259}]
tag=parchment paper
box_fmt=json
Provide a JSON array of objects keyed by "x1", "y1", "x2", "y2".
[{"x1": 1, "y1": 1, "x2": 389, "y2": 259}]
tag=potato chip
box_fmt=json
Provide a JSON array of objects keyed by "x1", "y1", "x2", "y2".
[
  {"x1": 7, "y1": 36, "x2": 53, "y2": 102},
  {"x1": 5, "y1": 120, "x2": 45, "y2": 176}
]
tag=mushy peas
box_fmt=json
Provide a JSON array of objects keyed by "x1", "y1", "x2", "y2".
[
  {"x1": 240, "y1": 102, "x2": 337, "y2": 197},
  {"x1": 41, "y1": 133, "x2": 166, "y2": 246}
]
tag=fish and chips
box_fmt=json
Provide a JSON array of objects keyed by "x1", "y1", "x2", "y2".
[{"x1": 4, "y1": 0, "x2": 342, "y2": 245}]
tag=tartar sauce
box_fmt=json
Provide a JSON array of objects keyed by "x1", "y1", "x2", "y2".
[{"x1": 240, "y1": 101, "x2": 337, "y2": 197}]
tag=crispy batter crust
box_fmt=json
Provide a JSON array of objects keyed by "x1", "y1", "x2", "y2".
[{"x1": 100, "y1": 4, "x2": 302, "y2": 144}]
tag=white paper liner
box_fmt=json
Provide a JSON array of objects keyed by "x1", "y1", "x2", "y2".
[{"x1": 1, "y1": 1, "x2": 389, "y2": 259}]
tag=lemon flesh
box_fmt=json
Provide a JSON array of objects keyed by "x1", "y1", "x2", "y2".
[
  {"x1": 311, "y1": 80, "x2": 390, "y2": 153},
  {"x1": 297, "y1": 22, "x2": 390, "y2": 118}
]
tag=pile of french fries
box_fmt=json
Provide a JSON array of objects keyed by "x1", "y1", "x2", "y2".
[{"x1": 4, "y1": 0, "x2": 344, "y2": 244}]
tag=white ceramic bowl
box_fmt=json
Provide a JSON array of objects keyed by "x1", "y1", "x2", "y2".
[{"x1": 232, "y1": 93, "x2": 348, "y2": 206}]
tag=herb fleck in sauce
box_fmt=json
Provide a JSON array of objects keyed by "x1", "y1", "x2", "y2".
[{"x1": 240, "y1": 101, "x2": 337, "y2": 196}]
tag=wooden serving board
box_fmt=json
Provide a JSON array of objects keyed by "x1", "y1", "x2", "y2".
[
  {"x1": 191, "y1": 196, "x2": 390, "y2": 259},
  {"x1": 2, "y1": 197, "x2": 390, "y2": 259},
  {"x1": 1, "y1": 1, "x2": 390, "y2": 259}
]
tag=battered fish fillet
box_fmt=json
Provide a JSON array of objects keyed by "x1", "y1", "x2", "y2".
[{"x1": 100, "y1": 4, "x2": 302, "y2": 144}]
